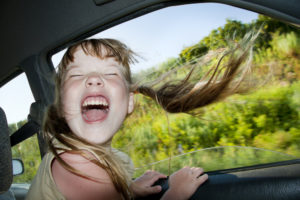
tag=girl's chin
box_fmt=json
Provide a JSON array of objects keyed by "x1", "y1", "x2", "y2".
[{"x1": 84, "y1": 135, "x2": 112, "y2": 146}]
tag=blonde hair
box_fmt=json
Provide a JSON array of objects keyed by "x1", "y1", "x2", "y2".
[
  {"x1": 137, "y1": 32, "x2": 257, "y2": 114},
  {"x1": 44, "y1": 34, "x2": 256, "y2": 199}
]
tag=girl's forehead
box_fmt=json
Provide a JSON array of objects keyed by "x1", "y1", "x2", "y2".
[{"x1": 68, "y1": 48, "x2": 121, "y2": 69}]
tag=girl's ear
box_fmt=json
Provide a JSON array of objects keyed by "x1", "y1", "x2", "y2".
[{"x1": 127, "y1": 92, "x2": 135, "y2": 114}]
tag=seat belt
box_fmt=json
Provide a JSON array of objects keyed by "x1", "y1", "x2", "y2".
[
  {"x1": 10, "y1": 120, "x2": 40, "y2": 147},
  {"x1": 10, "y1": 101, "x2": 48, "y2": 157}
]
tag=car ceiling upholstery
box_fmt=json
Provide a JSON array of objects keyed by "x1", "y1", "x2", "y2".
[{"x1": 0, "y1": 0, "x2": 299, "y2": 88}]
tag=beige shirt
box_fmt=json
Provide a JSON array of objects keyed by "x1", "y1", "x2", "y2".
[{"x1": 26, "y1": 148, "x2": 134, "y2": 200}]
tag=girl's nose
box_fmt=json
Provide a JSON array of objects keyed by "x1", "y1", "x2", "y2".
[{"x1": 85, "y1": 75, "x2": 104, "y2": 87}]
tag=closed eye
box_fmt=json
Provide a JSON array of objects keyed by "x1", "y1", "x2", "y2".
[
  {"x1": 69, "y1": 74, "x2": 83, "y2": 78},
  {"x1": 105, "y1": 73, "x2": 118, "y2": 76}
]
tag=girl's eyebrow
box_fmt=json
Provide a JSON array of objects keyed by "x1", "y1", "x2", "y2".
[
  {"x1": 104, "y1": 63, "x2": 122, "y2": 71},
  {"x1": 67, "y1": 65, "x2": 80, "y2": 70},
  {"x1": 65, "y1": 65, "x2": 81, "y2": 77},
  {"x1": 104, "y1": 62, "x2": 120, "y2": 67}
]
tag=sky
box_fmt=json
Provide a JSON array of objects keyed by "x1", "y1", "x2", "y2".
[{"x1": 0, "y1": 3, "x2": 258, "y2": 124}]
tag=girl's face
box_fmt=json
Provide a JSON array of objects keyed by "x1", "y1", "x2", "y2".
[{"x1": 61, "y1": 48, "x2": 134, "y2": 145}]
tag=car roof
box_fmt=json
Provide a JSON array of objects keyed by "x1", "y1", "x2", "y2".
[{"x1": 0, "y1": 0, "x2": 299, "y2": 87}]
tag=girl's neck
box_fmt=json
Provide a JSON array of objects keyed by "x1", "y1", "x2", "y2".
[{"x1": 95, "y1": 140, "x2": 112, "y2": 150}]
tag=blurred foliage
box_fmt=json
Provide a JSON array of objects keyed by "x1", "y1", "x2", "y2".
[
  {"x1": 178, "y1": 15, "x2": 300, "y2": 65},
  {"x1": 135, "y1": 146, "x2": 295, "y2": 176},
  {"x1": 9, "y1": 15, "x2": 300, "y2": 182},
  {"x1": 10, "y1": 120, "x2": 41, "y2": 183},
  {"x1": 114, "y1": 82, "x2": 300, "y2": 177},
  {"x1": 116, "y1": 15, "x2": 300, "y2": 177}
]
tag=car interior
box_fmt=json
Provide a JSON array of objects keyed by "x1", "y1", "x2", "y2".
[{"x1": 0, "y1": 0, "x2": 300, "y2": 199}]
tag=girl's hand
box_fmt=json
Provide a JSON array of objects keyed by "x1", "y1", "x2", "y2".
[
  {"x1": 161, "y1": 167, "x2": 208, "y2": 200},
  {"x1": 130, "y1": 170, "x2": 167, "y2": 198}
]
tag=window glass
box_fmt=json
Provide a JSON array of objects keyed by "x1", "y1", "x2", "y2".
[
  {"x1": 51, "y1": 3, "x2": 300, "y2": 177},
  {"x1": 0, "y1": 74, "x2": 34, "y2": 124},
  {"x1": 0, "y1": 73, "x2": 41, "y2": 183}
]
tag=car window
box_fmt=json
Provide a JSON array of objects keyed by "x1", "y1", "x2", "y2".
[
  {"x1": 0, "y1": 73, "x2": 41, "y2": 183},
  {"x1": 51, "y1": 3, "x2": 300, "y2": 178}
]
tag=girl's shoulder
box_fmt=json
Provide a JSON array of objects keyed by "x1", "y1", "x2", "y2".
[
  {"x1": 26, "y1": 152, "x2": 65, "y2": 200},
  {"x1": 51, "y1": 151, "x2": 121, "y2": 200}
]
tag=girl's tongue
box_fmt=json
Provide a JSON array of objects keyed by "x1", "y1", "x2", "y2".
[
  {"x1": 83, "y1": 109, "x2": 108, "y2": 122},
  {"x1": 81, "y1": 96, "x2": 109, "y2": 122}
]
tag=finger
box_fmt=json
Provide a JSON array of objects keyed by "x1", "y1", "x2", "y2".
[
  {"x1": 150, "y1": 173, "x2": 167, "y2": 183},
  {"x1": 153, "y1": 171, "x2": 167, "y2": 177},
  {"x1": 196, "y1": 174, "x2": 208, "y2": 185},
  {"x1": 191, "y1": 167, "x2": 203, "y2": 172},
  {"x1": 145, "y1": 170, "x2": 154, "y2": 175},
  {"x1": 182, "y1": 166, "x2": 191, "y2": 172},
  {"x1": 192, "y1": 168, "x2": 204, "y2": 177},
  {"x1": 145, "y1": 185, "x2": 162, "y2": 195}
]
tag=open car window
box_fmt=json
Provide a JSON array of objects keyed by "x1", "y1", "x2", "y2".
[
  {"x1": 51, "y1": 3, "x2": 300, "y2": 178},
  {"x1": 0, "y1": 73, "x2": 41, "y2": 184}
]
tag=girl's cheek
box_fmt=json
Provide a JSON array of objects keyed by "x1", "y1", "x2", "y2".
[
  {"x1": 63, "y1": 79, "x2": 81, "y2": 90},
  {"x1": 113, "y1": 80, "x2": 129, "y2": 93}
]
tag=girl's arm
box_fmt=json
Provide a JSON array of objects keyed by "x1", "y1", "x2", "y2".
[
  {"x1": 161, "y1": 167, "x2": 208, "y2": 200},
  {"x1": 52, "y1": 152, "x2": 121, "y2": 200}
]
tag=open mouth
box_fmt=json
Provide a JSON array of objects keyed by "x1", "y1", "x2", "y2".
[{"x1": 81, "y1": 96, "x2": 109, "y2": 122}]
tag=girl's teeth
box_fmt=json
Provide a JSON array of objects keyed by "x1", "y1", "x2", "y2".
[{"x1": 82, "y1": 97, "x2": 108, "y2": 107}]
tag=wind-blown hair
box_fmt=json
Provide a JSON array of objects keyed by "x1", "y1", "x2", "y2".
[
  {"x1": 44, "y1": 34, "x2": 257, "y2": 199},
  {"x1": 136, "y1": 32, "x2": 257, "y2": 114}
]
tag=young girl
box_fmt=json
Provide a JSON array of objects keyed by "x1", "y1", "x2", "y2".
[{"x1": 26, "y1": 37, "x2": 253, "y2": 200}]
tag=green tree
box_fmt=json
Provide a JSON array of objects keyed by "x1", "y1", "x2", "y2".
[{"x1": 9, "y1": 121, "x2": 41, "y2": 183}]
